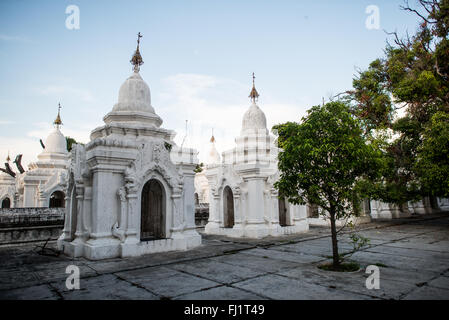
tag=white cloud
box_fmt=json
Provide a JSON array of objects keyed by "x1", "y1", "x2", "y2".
[
  {"x1": 156, "y1": 73, "x2": 307, "y2": 163},
  {"x1": 34, "y1": 85, "x2": 95, "y2": 103}
]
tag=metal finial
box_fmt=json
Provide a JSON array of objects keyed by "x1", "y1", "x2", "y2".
[
  {"x1": 249, "y1": 72, "x2": 259, "y2": 103},
  {"x1": 6, "y1": 151, "x2": 10, "y2": 162},
  {"x1": 54, "y1": 103, "x2": 62, "y2": 128},
  {"x1": 137, "y1": 32, "x2": 142, "y2": 45},
  {"x1": 210, "y1": 128, "x2": 215, "y2": 143},
  {"x1": 130, "y1": 32, "x2": 144, "y2": 72}
]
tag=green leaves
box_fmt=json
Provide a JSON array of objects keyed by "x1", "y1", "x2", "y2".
[
  {"x1": 346, "y1": 0, "x2": 449, "y2": 204},
  {"x1": 274, "y1": 101, "x2": 383, "y2": 219},
  {"x1": 416, "y1": 112, "x2": 449, "y2": 197}
]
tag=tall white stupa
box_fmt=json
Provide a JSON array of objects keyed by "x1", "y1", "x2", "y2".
[
  {"x1": 203, "y1": 74, "x2": 309, "y2": 238},
  {"x1": 58, "y1": 33, "x2": 201, "y2": 260}
]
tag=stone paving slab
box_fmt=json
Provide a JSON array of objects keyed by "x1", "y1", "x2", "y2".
[
  {"x1": 403, "y1": 285, "x2": 449, "y2": 300},
  {"x1": 232, "y1": 274, "x2": 371, "y2": 300},
  {"x1": 0, "y1": 284, "x2": 58, "y2": 300},
  {"x1": 365, "y1": 266, "x2": 439, "y2": 285},
  {"x1": 0, "y1": 266, "x2": 41, "y2": 291},
  {"x1": 267, "y1": 242, "x2": 353, "y2": 257},
  {"x1": 49, "y1": 274, "x2": 157, "y2": 300},
  {"x1": 383, "y1": 238, "x2": 449, "y2": 252},
  {"x1": 365, "y1": 244, "x2": 449, "y2": 262},
  {"x1": 85, "y1": 259, "x2": 143, "y2": 275},
  {"x1": 276, "y1": 266, "x2": 416, "y2": 300},
  {"x1": 174, "y1": 285, "x2": 265, "y2": 300},
  {"x1": 299, "y1": 238, "x2": 358, "y2": 250},
  {"x1": 115, "y1": 266, "x2": 221, "y2": 299},
  {"x1": 379, "y1": 225, "x2": 433, "y2": 234},
  {"x1": 0, "y1": 213, "x2": 449, "y2": 300},
  {"x1": 427, "y1": 276, "x2": 449, "y2": 291},
  {"x1": 242, "y1": 247, "x2": 326, "y2": 264},
  {"x1": 211, "y1": 252, "x2": 300, "y2": 273},
  {"x1": 351, "y1": 250, "x2": 448, "y2": 273},
  {"x1": 167, "y1": 258, "x2": 268, "y2": 284},
  {"x1": 355, "y1": 229, "x2": 419, "y2": 241}
]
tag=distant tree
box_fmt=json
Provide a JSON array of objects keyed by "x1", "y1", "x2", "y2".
[
  {"x1": 273, "y1": 102, "x2": 384, "y2": 269},
  {"x1": 194, "y1": 163, "x2": 204, "y2": 173}
]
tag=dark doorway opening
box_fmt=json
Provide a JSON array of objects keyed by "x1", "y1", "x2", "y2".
[
  {"x1": 141, "y1": 179, "x2": 165, "y2": 241},
  {"x1": 1, "y1": 197, "x2": 11, "y2": 208},
  {"x1": 279, "y1": 197, "x2": 288, "y2": 226},
  {"x1": 223, "y1": 186, "x2": 234, "y2": 228},
  {"x1": 49, "y1": 191, "x2": 65, "y2": 208},
  {"x1": 194, "y1": 193, "x2": 199, "y2": 205}
]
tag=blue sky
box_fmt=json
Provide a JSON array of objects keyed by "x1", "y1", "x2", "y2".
[{"x1": 0, "y1": 0, "x2": 421, "y2": 166}]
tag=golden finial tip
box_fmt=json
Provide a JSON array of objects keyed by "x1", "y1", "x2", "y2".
[
  {"x1": 249, "y1": 72, "x2": 259, "y2": 103},
  {"x1": 130, "y1": 32, "x2": 144, "y2": 72},
  {"x1": 210, "y1": 128, "x2": 216, "y2": 143},
  {"x1": 54, "y1": 103, "x2": 62, "y2": 126}
]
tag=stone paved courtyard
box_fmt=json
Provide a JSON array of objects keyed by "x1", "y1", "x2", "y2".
[{"x1": 1, "y1": 214, "x2": 449, "y2": 300}]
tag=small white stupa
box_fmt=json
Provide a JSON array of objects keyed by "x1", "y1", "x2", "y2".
[
  {"x1": 194, "y1": 131, "x2": 221, "y2": 205},
  {"x1": 16, "y1": 105, "x2": 69, "y2": 208},
  {"x1": 0, "y1": 153, "x2": 16, "y2": 208},
  {"x1": 203, "y1": 74, "x2": 309, "y2": 238}
]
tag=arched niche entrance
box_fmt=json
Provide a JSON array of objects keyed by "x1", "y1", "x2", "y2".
[
  {"x1": 68, "y1": 179, "x2": 78, "y2": 239},
  {"x1": 278, "y1": 197, "x2": 288, "y2": 227},
  {"x1": 194, "y1": 193, "x2": 199, "y2": 206},
  {"x1": 223, "y1": 186, "x2": 234, "y2": 228},
  {"x1": 141, "y1": 179, "x2": 165, "y2": 241},
  {"x1": 307, "y1": 203, "x2": 319, "y2": 218},
  {"x1": 49, "y1": 191, "x2": 65, "y2": 208},
  {"x1": 1, "y1": 197, "x2": 11, "y2": 208}
]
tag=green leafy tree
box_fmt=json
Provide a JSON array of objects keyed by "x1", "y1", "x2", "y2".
[
  {"x1": 273, "y1": 102, "x2": 384, "y2": 268},
  {"x1": 346, "y1": 0, "x2": 449, "y2": 204},
  {"x1": 416, "y1": 111, "x2": 449, "y2": 197},
  {"x1": 66, "y1": 137, "x2": 77, "y2": 152}
]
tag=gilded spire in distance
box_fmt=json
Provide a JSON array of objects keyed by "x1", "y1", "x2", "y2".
[
  {"x1": 210, "y1": 128, "x2": 215, "y2": 143},
  {"x1": 6, "y1": 151, "x2": 10, "y2": 163},
  {"x1": 130, "y1": 32, "x2": 144, "y2": 73},
  {"x1": 249, "y1": 72, "x2": 259, "y2": 103},
  {"x1": 54, "y1": 103, "x2": 63, "y2": 128}
]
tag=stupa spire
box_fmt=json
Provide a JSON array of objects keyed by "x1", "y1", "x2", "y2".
[
  {"x1": 249, "y1": 72, "x2": 259, "y2": 103},
  {"x1": 210, "y1": 128, "x2": 216, "y2": 143},
  {"x1": 54, "y1": 103, "x2": 63, "y2": 128},
  {"x1": 6, "y1": 151, "x2": 10, "y2": 163},
  {"x1": 130, "y1": 32, "x2": 144, "y2": 73}
]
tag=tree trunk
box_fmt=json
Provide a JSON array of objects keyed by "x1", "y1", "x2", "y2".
[{"x1": 329, "y1": 208, "x2": 340, "y2": 267}]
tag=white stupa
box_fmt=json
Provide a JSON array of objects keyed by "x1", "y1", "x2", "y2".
[
  {"x1": 58, "y1": 33, "x2": 201, "y2": 260},
  {"x1": 16, "y1": 106, "x2": 69, "y2": 208},
  {"x1": 203, "y1": 74, "x2": 309, "y2": 238},
  {"x1": 0, "y1": 153, "x2": 16, "y2": 208},
  {"x1": 194, "y1": 132, "x2": 221, "y2": 205}
]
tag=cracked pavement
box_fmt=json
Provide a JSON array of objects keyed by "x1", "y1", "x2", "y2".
[{"x1": 1, "y1": 213, "x2": 449, "y2": 300}]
